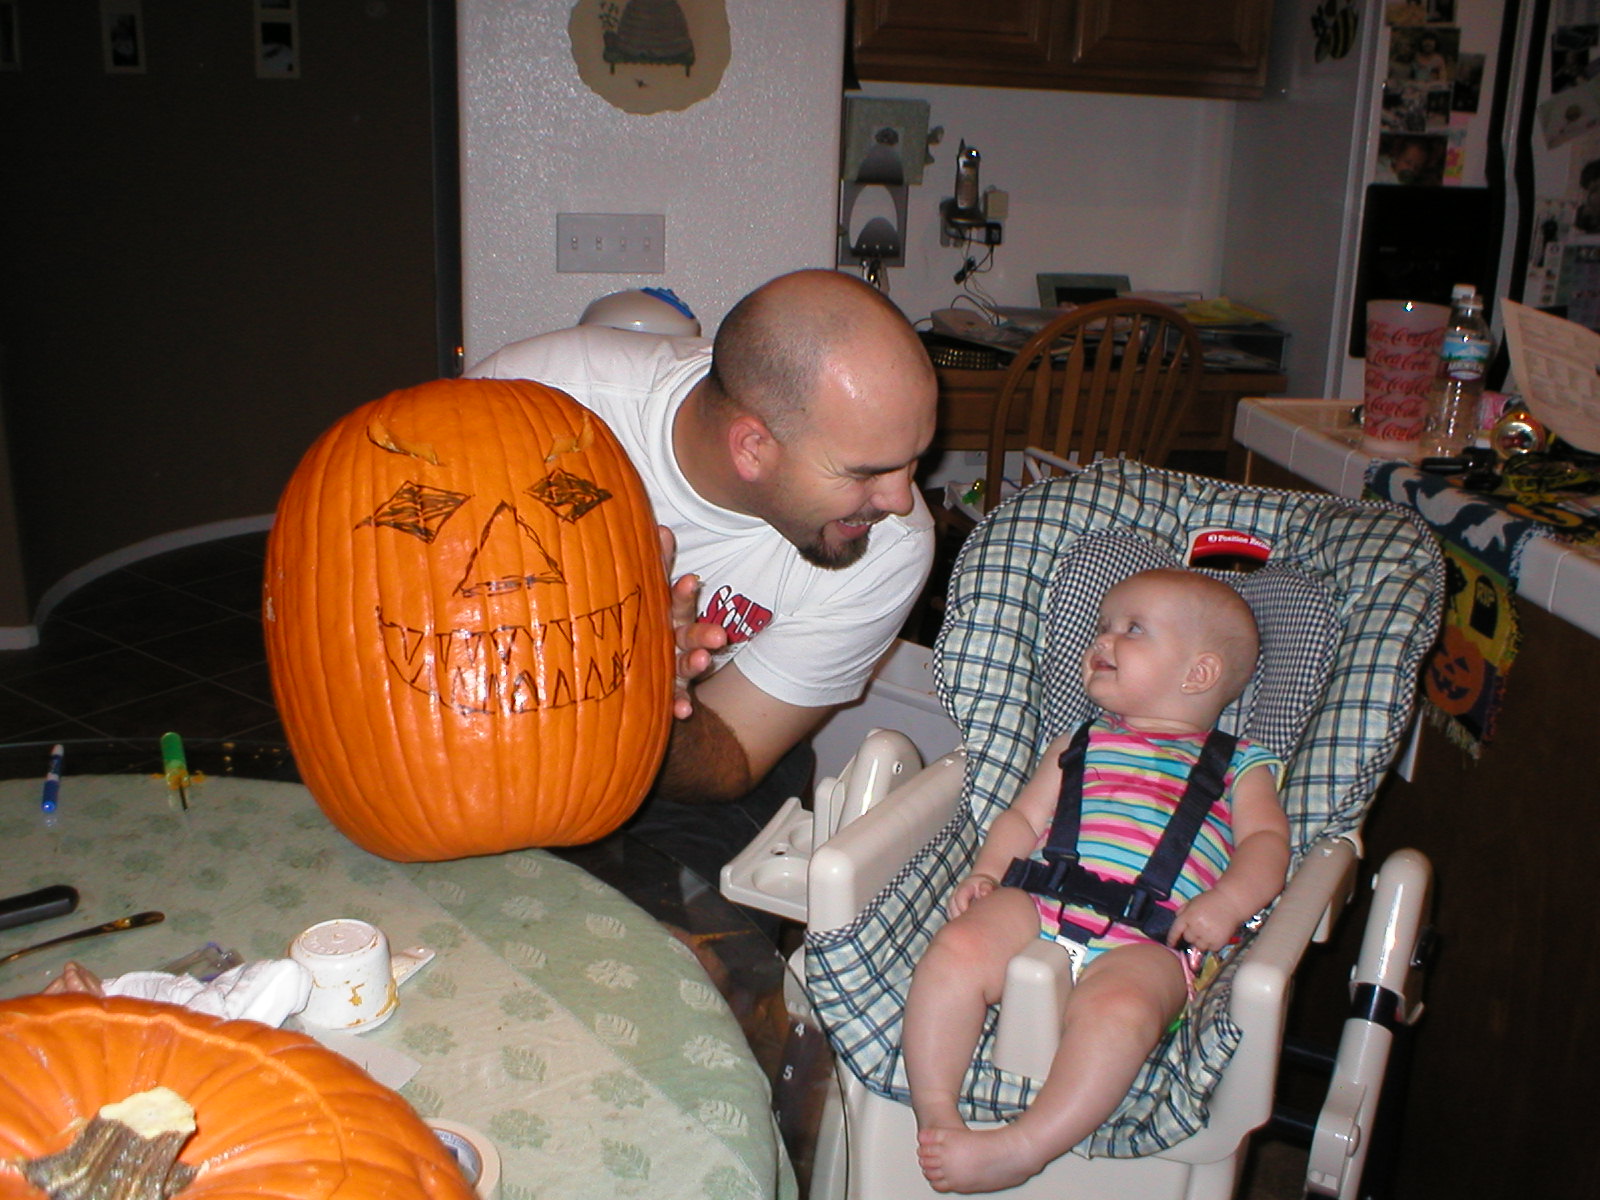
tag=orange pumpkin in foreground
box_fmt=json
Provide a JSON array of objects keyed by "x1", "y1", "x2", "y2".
[
  {"x1": 264, "y1": 378, "x2": 674, "y2": 861},
  {"x1": 0, "y1": 994, "x2": 474, "y2": 1200}
]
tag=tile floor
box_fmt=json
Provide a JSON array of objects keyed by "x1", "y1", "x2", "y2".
[
  {"x1": 0, "y1": 529, "x2": 1316, "y2": 1198},
  {"x1": 0, "y1": 532, "x2": 281, "y2": 750}
]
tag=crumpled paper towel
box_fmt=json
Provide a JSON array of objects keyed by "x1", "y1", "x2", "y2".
[{"x1": 104, "y1": 958, "x2": 312, "y2": 1027}]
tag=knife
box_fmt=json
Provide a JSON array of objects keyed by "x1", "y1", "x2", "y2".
[
  {"x1": 0, "y1": 885, "x2": 80, "y2": 933},
  {"x1": 0, "y1": 911, "x2": 164, "y2": 968}
]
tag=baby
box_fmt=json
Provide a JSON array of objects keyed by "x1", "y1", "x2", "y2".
[{"x1": 902, "y1": 567, "x2": 1290, "y2": 1193}]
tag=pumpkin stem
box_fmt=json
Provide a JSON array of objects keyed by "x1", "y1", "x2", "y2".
[{"x1": 22, "y1": 1087, "x2": 198, "y2": 1200}]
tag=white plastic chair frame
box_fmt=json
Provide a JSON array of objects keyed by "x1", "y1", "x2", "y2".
[{"x1": 800, "y1": 462, "x2": 1443, "y2": 1200}]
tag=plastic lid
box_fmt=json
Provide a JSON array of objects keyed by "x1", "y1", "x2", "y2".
[
  {"x1": 578, "y1": 288, "x2": 701, "y2": 337},
  {"x1": 640, "y1": 287, "x2": 696, "y2": 320}
]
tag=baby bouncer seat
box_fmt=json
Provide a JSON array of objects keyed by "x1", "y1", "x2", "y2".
[{"x1": 801, "y1": 461, "x2": 1444, "y2": 1200}]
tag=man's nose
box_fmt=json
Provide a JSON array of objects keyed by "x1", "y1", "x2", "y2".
[{"x1": 873, "y1": 465, "x2": 916, "y2": 517}]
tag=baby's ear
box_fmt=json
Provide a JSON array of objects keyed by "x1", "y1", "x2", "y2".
[{"x1": 1182, "y1": 652, "x2": 1223, "y2": 695}]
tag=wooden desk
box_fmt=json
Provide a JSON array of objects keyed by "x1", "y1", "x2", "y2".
[{"x1": 934, "y1": 365, "x2": 1287, "y2": 481}]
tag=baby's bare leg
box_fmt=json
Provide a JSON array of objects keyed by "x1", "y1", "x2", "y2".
[
  {"x1": 903, "y1": 887, "x2": 1040, "y2": 1133},
  {"x1": 917, "y1": 941, "x2": 1188, "y2": 1194}
]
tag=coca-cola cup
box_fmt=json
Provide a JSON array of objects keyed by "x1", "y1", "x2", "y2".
[{"x1": 1363, "y1": 299, "x2": 1449, "y2": 453}]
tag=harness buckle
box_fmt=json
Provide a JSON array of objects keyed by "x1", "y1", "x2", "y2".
[
  {"x1": 1119, "y1": 887, "x2": 1154, "y2": 926},
  {"x1": 1040, "y1": 853, "x2": 1079, "y2": 896}
]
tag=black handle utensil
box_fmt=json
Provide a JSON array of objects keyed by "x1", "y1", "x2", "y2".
[
  {"x1": 0, "y1": 885, "x2": 80, "y2": 933},
  {"x1": 0, "y1": 911, "x2": 164, "y2": 967}
]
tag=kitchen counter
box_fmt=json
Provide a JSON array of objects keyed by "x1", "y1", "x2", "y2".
[
  {"x1": 1233, "y1": 397, "x2": 1600, "y2": 639},
  {"x1": 1232, "y1": 397, "x2": 1600, "y2": 1200}
]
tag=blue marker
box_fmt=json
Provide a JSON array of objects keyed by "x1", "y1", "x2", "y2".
[{"x1": 41, "y1": 744, "x2": 63, "y2": 814}]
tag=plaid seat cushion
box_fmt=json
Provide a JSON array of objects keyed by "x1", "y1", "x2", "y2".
[
  {"x1": 806, "y1": 461, "x2": 1443, "y2": 1158},
  {"x1": 1035, "y1": 528, "x2": 1340, "y2": 765}
]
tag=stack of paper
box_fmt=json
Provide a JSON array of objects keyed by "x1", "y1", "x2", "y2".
[{"x1": 1501, "y1": 300, "x2": 1600, "y2": 453}]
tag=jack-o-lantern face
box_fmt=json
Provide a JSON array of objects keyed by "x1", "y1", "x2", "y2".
[
  {"x1": 361, "y1": 465, "x2": 637, "y2": 717},
  {"x1": 1424, "y1": 625, "x2": 1486, "y2": 716},
  {"x1": 264, "y1": 379, "x2": 673, "y2": 861}
]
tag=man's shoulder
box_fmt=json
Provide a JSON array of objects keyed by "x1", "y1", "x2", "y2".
[
  {"x1": 868, "y1": 493, "x2": 935, "y2": 561},
  {"x1": 467, "y1": 325, "x2": 710, "y2": 383}
]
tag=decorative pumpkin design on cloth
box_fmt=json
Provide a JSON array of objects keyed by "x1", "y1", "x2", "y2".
[
  {"x1": 0, "y1": 994, "x2": 475, "y2": 1200},
  {"x1": 264, "y1": 377, "x2": 673, "y2": 861}
]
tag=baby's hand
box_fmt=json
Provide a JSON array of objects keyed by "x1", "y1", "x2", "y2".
[
  {"x1": 947, "y1": 872, "x2": 1000, "y2": 919},
  {"x1": 1167, "y1": 890, "x2": 1245, "y2": 953}
]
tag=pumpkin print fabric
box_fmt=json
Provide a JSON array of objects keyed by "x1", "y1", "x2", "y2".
[{"x1": 264, "y1": 378, "x2": 674, "y2": 861}]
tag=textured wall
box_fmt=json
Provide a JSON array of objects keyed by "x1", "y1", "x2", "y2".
[
  {"x1": 459, "y1": 0, "x2": 845, "y2": 362},
  {"x1": 0, "y1": 1, "x2": 439, "y2": 611},
  {"x1": 852, "y1": 81, "x2": 1237, "y2": 325}
]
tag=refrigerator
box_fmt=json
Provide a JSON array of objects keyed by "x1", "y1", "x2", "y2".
[{"x1": 1224, "y1": 0, "x2": 1592, "y2": 402}]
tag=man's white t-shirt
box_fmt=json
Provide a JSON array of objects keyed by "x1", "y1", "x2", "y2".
[{"x1": 468, "y1": 325, "x2": 934, "y2": 710}]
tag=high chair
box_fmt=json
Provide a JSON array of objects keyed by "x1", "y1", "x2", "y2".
[{"x1": 792, "y1": 461, "x2": 1444, "y2": 1200}]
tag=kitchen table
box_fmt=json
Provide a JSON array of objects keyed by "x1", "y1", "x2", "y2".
[{"x1": 0, "y1": 756, "x2": 797, "y2": 1200}]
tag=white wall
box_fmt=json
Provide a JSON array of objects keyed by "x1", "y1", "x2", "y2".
[
  {"x1": 458, "y1": 4, "x2": 1241, "y2": 360},
  {"x1": 458, "y1": 0, "x2": 845, "y2": 365},
  {"x1": 850, "y1": 82, "x2": 1239, "y2": 325}
]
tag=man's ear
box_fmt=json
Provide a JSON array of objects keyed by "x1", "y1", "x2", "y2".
[
  {"x1": 728, "y1": 412, "x2": 778, "y2": 483},
  {"x1": 1183, "y1": 652, "x2": 1223, "y2": 695}
]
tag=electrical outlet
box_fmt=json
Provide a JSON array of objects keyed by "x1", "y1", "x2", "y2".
[{"x1": 556, "y1": 213, "x2": 666, "y2": 274}]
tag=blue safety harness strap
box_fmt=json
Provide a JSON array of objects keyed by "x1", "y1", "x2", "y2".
[{"x1": 1000, "y1": 722, "x2": 1238, "y2": 945}]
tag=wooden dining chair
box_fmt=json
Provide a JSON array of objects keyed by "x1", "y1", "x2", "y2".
[
  {"x1": 975, "y1": 297, "x2": 1205, "y2": 516},
  {"x1": 908, "y1": 298, "x2": 1205, "y2": 646}
]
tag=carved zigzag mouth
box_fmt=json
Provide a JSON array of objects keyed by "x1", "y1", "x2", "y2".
[{"x1": 379, "y1": 587, "x2": 642, "y2": 717}]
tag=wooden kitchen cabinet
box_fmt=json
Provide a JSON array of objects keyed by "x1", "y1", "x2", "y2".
[{"x1": 853, "y1": 0, "x2": 1276, "y2": 100}]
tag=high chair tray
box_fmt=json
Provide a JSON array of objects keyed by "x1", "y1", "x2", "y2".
[{"x1": 719, "y1": 796, "x2": 816, "y2": 922}]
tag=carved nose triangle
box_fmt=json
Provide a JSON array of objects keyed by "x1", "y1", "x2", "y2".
[{"x1": 454, "y1": 502, "x2": 564, "y2": 598}]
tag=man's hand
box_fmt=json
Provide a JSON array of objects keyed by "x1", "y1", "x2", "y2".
[{"x1": 660, "y1": 527, "x2": 727, "y2": 719}]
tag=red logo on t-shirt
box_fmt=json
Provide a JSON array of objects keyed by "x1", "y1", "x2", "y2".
[{"x1": 703, "y1": 585, "x2": 774, "y2": 645}]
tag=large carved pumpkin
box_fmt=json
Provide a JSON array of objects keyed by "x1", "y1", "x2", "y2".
[
  {"x1": 264, "y1": 377, "x2": 673, "y2": 861},
  {"x1": 0, "y1": 994, "x2": 474, "y2": 1200}
]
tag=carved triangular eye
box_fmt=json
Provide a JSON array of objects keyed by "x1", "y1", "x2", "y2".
[{"x1": 358, "y1": 481, "x2": 469, "y2": 543}]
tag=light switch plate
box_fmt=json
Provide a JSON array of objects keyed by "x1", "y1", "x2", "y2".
[{"x1": 556, "y1": 213, "x2": 666, "y2": 274}]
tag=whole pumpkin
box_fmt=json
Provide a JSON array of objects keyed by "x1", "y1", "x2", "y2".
[
  {"x1": 264, "y1": 377, "x2": 674, "y2": 861},
  {"x1": 0, "y1": 993, "x2": 475, "y2": 1200}
]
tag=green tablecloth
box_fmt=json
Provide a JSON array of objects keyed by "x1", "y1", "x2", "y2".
[{"x1": 0, "y1": 774, "x2": 791, "y2": 1200}]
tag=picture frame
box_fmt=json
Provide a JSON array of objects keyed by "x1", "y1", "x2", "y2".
[
  {"x1": 1035, "y1": 273, "x2": 1131, "y2": 308},
  {"x1": 255, "y1": 0, "x2": 298, "y2": 79},
  {"x1": 0, "y1": 0, "x2": 19, "y2": 71},
  {"x1": 101, "y1": 0, "x2": 144, "y2": 75}
]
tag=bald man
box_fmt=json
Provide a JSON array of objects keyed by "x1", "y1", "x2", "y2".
[{"x1": 468, "y1": 270, "x2": 938, "y2": 892}]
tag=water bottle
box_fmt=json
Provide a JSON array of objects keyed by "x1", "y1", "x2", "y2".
[{"x1": 1423, "y1": 285, "x2": 1492, "y2": 457}]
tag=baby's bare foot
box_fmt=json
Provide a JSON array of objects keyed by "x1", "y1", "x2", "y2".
[{"x1": 916, "y1": 1124, "x2": 1048, "y2": 1194}]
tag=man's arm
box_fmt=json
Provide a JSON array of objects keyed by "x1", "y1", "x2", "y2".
[{"x1": 652, "y1": 661, "x2": 833, "y2": 804}]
